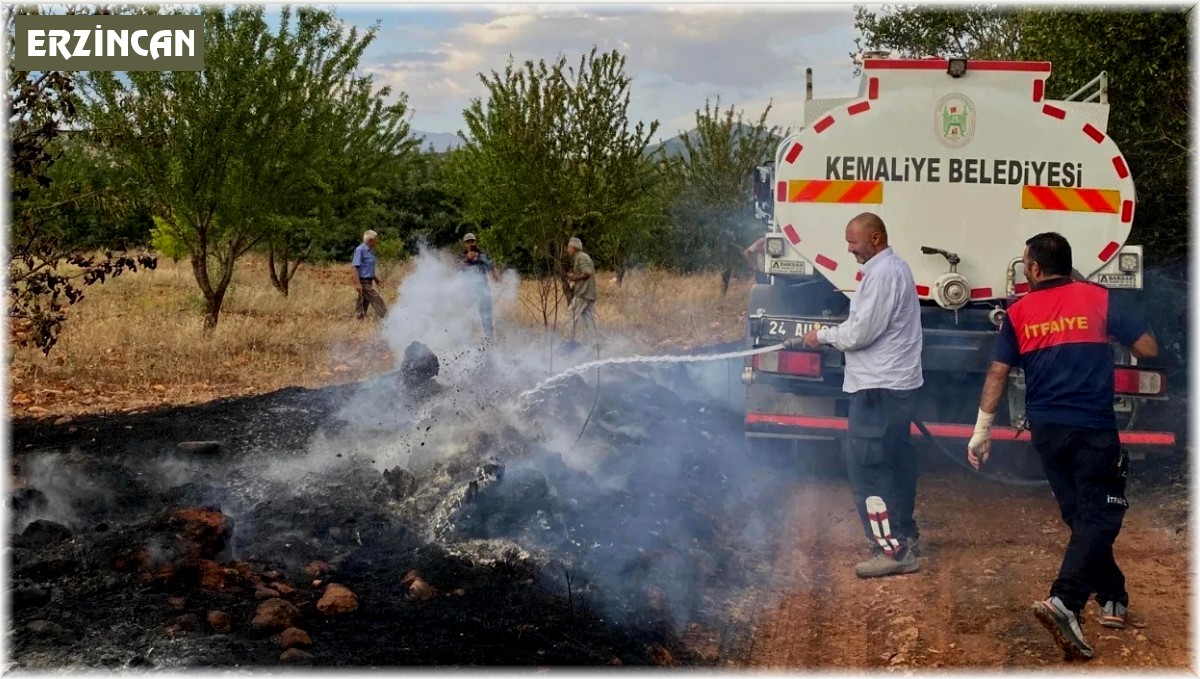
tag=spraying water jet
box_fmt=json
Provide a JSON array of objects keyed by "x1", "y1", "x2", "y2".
[{"x1": 518, "y1": 344, "x2": 783, "y2": 402}]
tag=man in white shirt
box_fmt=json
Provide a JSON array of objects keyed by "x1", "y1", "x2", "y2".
[{"x1": 799, "y1": 212, "x2": 924, "y2": 578}]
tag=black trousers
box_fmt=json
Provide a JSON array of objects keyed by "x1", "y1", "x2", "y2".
[
  {"x1": 1033, "y1": 423, "x2": 1129, "y2": 614},
  {"x1": 846, "y1": 388, "x2": 920, "y2": 548}
]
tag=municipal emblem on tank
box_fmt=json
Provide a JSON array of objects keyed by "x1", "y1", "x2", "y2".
[{"x1": 935, "y1": 93, "x2": 976, "y2": 148}]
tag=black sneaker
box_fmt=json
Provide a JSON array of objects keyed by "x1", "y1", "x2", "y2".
[{"x1": 1033, "y1": 597, "x2": 1094, "y2": 660}]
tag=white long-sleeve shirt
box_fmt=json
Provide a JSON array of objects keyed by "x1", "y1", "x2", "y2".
[{"x1": 816, "y1": 247, "x2": 924, "y2": 394}]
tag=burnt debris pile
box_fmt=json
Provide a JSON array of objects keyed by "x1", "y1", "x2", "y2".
[{"x1": 8, "y1": 346, "x2": 788, "y2": 669}]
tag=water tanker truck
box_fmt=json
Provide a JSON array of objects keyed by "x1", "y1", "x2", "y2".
[{"x1": 743, "y1": 56, "x2": 1175, "y2": 475}]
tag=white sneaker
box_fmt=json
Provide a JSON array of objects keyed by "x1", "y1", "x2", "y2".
[
  {"x1": 1033, "y1": 596, "x2": 1093, "y2": 660},
  {"x1": 1099, "y1": 601, "x2": 1128, "y2": 629}
]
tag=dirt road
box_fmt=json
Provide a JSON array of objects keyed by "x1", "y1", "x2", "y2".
[{"x1": 740, "y1": 467, "x2": 1190, "y2": 669}]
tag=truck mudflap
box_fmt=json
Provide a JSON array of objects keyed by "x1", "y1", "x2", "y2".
[{"x1": 745, "y1": 413, "x2": 1177, "y2": 448}]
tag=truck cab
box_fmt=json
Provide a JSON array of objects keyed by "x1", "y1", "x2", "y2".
[{"x1": 743, "y1": 57, "x2": 1174, "y2": 473}]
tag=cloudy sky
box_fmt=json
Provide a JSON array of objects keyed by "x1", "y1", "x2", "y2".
[{"x1": 326, "y1": 3, "x2": 864, "y2": 141}]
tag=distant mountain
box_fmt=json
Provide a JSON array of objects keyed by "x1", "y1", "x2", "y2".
[
  {"x1": 410, "y1": 125, "x2": 782, "y2": 157},
  {"x1": 412, "y1": 130, "x2": 464, "y2": 153},
  {"x1": 646, "y1": 130, "x2": 695, "y2": 159},
  {"x1": 647, "y1": 123, "x2": 785, "y2": 159}
]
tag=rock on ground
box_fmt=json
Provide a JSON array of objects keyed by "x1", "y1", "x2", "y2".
[
  {"x1": 250, "y1": 599, "x2": 302, "y2": 638},
  {"x1": 280, "y1": 628, "x2": 312, "y2": 650},
  {"x1": 316, "y1": 584, "x2": 358, "y2": 616}
]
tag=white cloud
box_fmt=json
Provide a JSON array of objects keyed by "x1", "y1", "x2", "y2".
[{"x1": 359, "y1": 5, "x2": 860, "y2": 136}]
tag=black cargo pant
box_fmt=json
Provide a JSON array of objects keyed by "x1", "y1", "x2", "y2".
[
  {"x1": 845, "y1": 388, "x2": 919, "y2": 550},
  {"x1": 1032, "y1": 423, "x2": 1129, "y2": 615}
]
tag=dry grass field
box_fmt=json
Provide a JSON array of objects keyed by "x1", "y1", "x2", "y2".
[{"x1": 8, "y1": 254, "x2": 752, "y2": 419}]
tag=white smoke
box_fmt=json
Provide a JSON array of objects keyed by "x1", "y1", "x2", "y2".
[
  {"x1": 13, "y1": 450, "x2": 116, "y2": 532},
  {"x1": 193, "y1": 243, "x2": 782, "y2": 632},
  {"x1": 315, "y1": 242, "x2": 657, "y2": 477}
]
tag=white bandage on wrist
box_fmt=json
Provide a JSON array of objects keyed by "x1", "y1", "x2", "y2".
[{"x1": 973, "y1": 408, "x2": 995, "y2": 437}]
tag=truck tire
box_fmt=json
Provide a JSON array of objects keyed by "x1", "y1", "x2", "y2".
[
  {"x1": 746, "y1": 437, "x2": 845, "y2": 478},
  {"x1": 744, "y1": 384, "x2": 845, "y2": 477}
]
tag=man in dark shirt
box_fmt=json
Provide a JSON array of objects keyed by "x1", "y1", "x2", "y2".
[
  {"x1": 460, "y1": 233, "x2": 500, "y2": 341},
  {"x1": 967, "y1": 232, "x2": 1158, "y2": 661}
]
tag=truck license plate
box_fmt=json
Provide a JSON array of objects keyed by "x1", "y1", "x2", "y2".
[{"x1": 760, "y1": 318, "x2": 839, "y2": 338}]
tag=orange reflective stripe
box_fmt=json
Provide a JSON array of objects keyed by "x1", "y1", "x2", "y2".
[
  {"x1": 1021, "y1": 185, "x2": 1120, "y2": 213},
  {"x1": 787, "y1": 180, "x2": 883, "y2": 204},
  {"x1": 792, "y1": 180, "x2": 833, "y2": 202}
]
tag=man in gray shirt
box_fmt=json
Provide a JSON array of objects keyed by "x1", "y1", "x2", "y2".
[{"x1": 800, "y1": 212, "x2": 924, "y2": 578}]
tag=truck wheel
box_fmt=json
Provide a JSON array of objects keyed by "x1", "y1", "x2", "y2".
[
  {"x1": 996, "y1": 443, "x2": 1048, "y2": 480},
  {"x1": 803, "y1": 438, "x2": 848, "y2": 479},
  {"x1": 746, "y1": 437, "x2": 792, "y2": 468},
  {"x1": 745, "y1": 436, "x2": 845, "y2": 479}
]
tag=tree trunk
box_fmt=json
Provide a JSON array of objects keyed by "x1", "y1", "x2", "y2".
[
  {"x1": 720, "y1": 266, "x2": 733, "y2": 297},
  {"x1": 268, "y1": 243, "x2": 289, "y2": 297},
  {"x1": 191, "y1": 250, "x2": 233, "y2": 331},
  {"x1": 203, "y1": 290, "x2": 226, "y2": 330},
  {"x1": 287, "y1": 243, "x2": 313, "y2": 293},
  {"x1": 558, "y1": 270, "x2": 574, "y2": 303},
  {"x1": 191, "y1": 253, "x2": 219, "y2": 331},
  {"x1": 556, "y1": 253, "x2": 573, "y2": 304},
  {"x1": 538, "y1": 276, "x2": 554, "y2": 328}
]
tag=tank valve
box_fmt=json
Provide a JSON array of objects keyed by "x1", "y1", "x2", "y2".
[
  {"x1": 988, "y1": 307, "x2": 1007, "y2": 327},
  {"x1": 920, "y1": 246, "x2": 961, "y2": 272},
  {"x1": 933, "y1": 272, "x2": 971, "y2": 310},
  {"x1": 922, "y1": 246, "x2": 970, "y2": 311}
]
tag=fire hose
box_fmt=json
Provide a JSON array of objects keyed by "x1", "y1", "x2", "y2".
[
  {"x1": 911, "y1": 417, "x2": 1050, "y2": 488},
  {"x1": 535, "y1": 340, "x2": 1049, "y2": 487},
  {"x1": 774, "y1": 337, "x2": 1049, "y2": 488}
]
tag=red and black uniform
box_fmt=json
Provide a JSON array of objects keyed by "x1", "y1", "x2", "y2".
[{"x1": 994, "y1": 277, "x2": 1148, "y2": 617}]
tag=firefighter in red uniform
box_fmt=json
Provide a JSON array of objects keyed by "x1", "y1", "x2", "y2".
[{"x1": 967, "y1": 232, "x2": 1158, "y2": 661}]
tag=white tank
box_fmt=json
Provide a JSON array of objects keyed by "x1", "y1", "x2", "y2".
[{"x1": 771, "y1": 58, "x2": 1136, "y2": 303}]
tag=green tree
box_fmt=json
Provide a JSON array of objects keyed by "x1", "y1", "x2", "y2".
[
  {"x1": 592, "y1": 155, "x2": 674, "y2": 285},
  {"x1": 558, "y1": 50, "x2": 664, "y2": 291},
  {"x1": 449, "y1": 48, "x2": 660, "y2": 324},
  {"x1": 83, "y1": 6, "x2": 395, "y2": 327},
  {"x1": 852, "y1": 4, "x2": 1023, "y2": 70},
  {"x1": 29, "y1": 132, "x2": 155, "y2": 251},
  {"x1": 1018, "y1": 9, "x2": 1190, "y2": 265},
  {"x1": 263, "y1": 36, "x2": 417, "y2": 296},
  {"x1": 381, "y1": 149, "x2": 465, "y2": 254},
  {"x1": 6, "y1": 5, "x2": 155, "y2": 355},
  {"x1": 666, "y1": 98, "x2": 783, "y2": 295}
]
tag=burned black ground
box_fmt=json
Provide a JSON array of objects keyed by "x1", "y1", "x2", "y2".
[{"x1": 8, "y1": 363, "x2": 792, "y2": 669}]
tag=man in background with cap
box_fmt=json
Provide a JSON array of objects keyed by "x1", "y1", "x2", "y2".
[
  {"x1": 351, "y1": 230, "x2": 387, "y2": 320},
  {"x1": 460, "y1": 233, "x2": 500, "y2": 341},
  {"x1": 565, "y1": 237, "x2": 598, "y2": 350}
]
